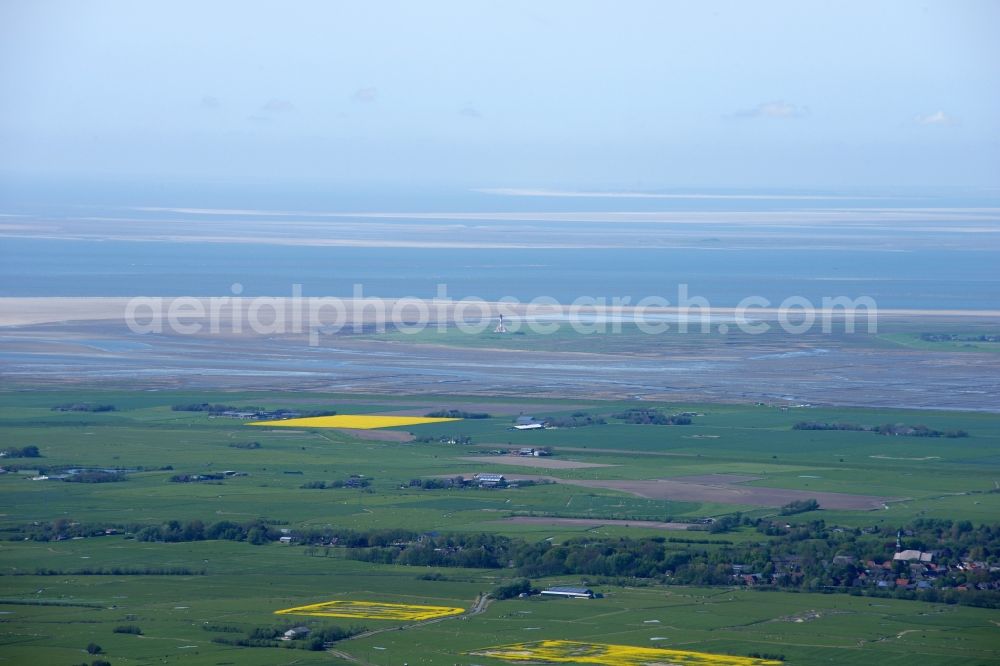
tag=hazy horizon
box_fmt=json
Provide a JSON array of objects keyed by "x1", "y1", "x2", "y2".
[{"x1": 2, "y1": 0, "x2": 998, "y2": 193}]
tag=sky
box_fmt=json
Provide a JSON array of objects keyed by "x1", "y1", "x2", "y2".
[{"x1": 1, "y1": 0, "x2": 998, "y2": 192}]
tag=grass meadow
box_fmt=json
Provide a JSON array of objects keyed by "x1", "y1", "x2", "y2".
[
  {"x1": 1, "y1": 389, "x2": 999, "y2": 664},
  {"x1": 1, "y1": 539, "x2": 997, "y2": 665}
]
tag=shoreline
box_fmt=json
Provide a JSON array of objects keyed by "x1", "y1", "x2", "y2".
[{"x1": 2, "y1": 296, "x2": 999, "y2": 327}]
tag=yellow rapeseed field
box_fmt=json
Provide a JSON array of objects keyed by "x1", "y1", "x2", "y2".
[
  {"x1": 275, "y1": 599, "x2": 466, "y2": 621},
  {"x1": 471, "y1": 640, "x2": 782, "y2": 665},
  {"x1": 249, "y1": 414, "x2": 460, "y2": 429}
]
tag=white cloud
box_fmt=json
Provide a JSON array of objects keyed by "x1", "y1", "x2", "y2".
[
  {"x1": 915, "y1": 110, "x2": 956, "y2": 126},
  {"x1": 733, "y1": 100, "x2": 808, "y2": 119},
  {"x1": 459, "y1": 106, "x2": 481, "y2": 118},
  {"x1": 199, "y1": 95, "x2": 220, "y2": 109},
  {"x1": 474, "y1": 188, "x2": 869, "y2": 200},
  {"x1": 353, "y1": 87, "x2": 378, "y2": 103},
  {"x1": 261, "y1": 98, "x2": 296, "y2": 113}
]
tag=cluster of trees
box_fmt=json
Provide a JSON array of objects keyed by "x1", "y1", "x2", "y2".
[
  {"x1": 7, "y1": 517, "x2": 107, "y2": 541},
  {"x1": 793, "y1": 421, "x2": 968, "y2": 438},
  {"x1": 879, "y1": 423, "x2": 968, "y2": 438},
  {"x1": 51, "y1": 403, "x2": 116, "y2": 412},
  {"x1": 228, "y1": 440, "x2": 262, "y2": 449},
  {"x1": 413, "y1": 434, "x2": 473, "y2": 444},
  {"x1": 353, "y1": 532, "x2": 515, "y2": 569},
  {"x1": 779, "y1": 499, "x2": 821, "y2": 515},
  {"x1": 492, "y1": 578, "x2": 535, "y2": 599},
  {"x1": 405, "y1": 476, "x2": 550, "y2": 491},
  {"x1": 75, "y1": 646, "x2": 110, "y2": 666},
  {"x1": 171, "y1": 403, "x2": 336, "y2": 418},
  {"x1": 173, "y1": 402, "x2": 245, "y2": 413},
  {"x1": 296, "y1": 527, "x2": 416, "y2": 548},
  {"x1": 170, "y1": 473, "x2": 224, "y2": 483},
  {"x1": 0, "y1": 445, "x2": 40, "y2": 458},
  {"x1": 708, "y1": 515, "x2": 743, "y2": 533},
  {"x1": 113, "y1": 625, "x2": 143, "y2": 635},
  {"x1": 611, "y1": 408, "x2": 691, "y2": 425},
  {"x1": 300, "y1": 476, "x2": 372, "y2": 489},
  {"x1": 425, "y1": 409, "x2": 490, "y2": 419},
  {"x1": 65, "y1": 470, "x2": 126, "y2": 483},
  {"x1": 794, "y1": 421, "x2": 871, "y2": 432},
  {"x1": 33, "y1": 566, "x2": 201, "y2": 576},
  {"x1": 408, "y1": 476, "x2": 466, "y2": 490},
  {"x1": 541, "y1": 412, "x2": 607, "y2": 428},
  {"x1": 133, "y1": 519, "x2": 277, "y2": 545},
  {"x1": 612, "y1": 409, "x2": 692, "y2": 426},
  {"x1": 210, "y1": 624, "x2": 364, "y2": 651}
]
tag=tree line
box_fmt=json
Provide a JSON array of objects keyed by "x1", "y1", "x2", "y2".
[
  {"x1": 613, "y1": 408, "x2": 692, "y2": 426},
  {"x1": 52, "y1": 403, "x2": 116, "y2": 412},
  {"x1": 10, "y1": 515, "x2": 998, "y2": 608},
  {"x1": 172, "y1": 403, "x2": 337, "y2": 417},
  {"x1": 541, "y1": 411, "x2": 607, "y2": 428},
  {"x1": 425, "y1": 409, "x2": 490, "y2": 418},
  {"x1": 793, "y1": 421, "x2": 968, "y2": 438},
  {"x1": 0, "y1": 445, "x2": 40, "y2": 458}
]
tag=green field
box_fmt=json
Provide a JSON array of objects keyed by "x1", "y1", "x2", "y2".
[
  {"x1": 1, "y1": 389, "x2": 999, "y2": 664},
  {"x1": 0, "y1": 539, "x2": 997, "y2": 665}
]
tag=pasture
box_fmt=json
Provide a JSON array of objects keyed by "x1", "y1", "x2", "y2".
[
  {"x1": 1, "y1": 388, "x2": 999, "y2": 664},
  {"x1": 1, "y1": 538, "x2": 997, "y2": 665}
]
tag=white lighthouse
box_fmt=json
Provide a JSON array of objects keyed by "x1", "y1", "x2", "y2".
[{"x1": 494, "y1": 313, "x2": 508, "y2": 333}]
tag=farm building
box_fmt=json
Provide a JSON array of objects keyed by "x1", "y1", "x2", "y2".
[
  {"x1": 473, "y1": 472, "x2": 506, "y2": 487},
  {"x1": 513, "y1": 416, "x2": 547, "y2": 430},
  {"x1": 541, "y1": 586, "x2": 595, "y2": 599},
  {"x1": 283, "y1": 626, "x2": 310, "y2": 640}
]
